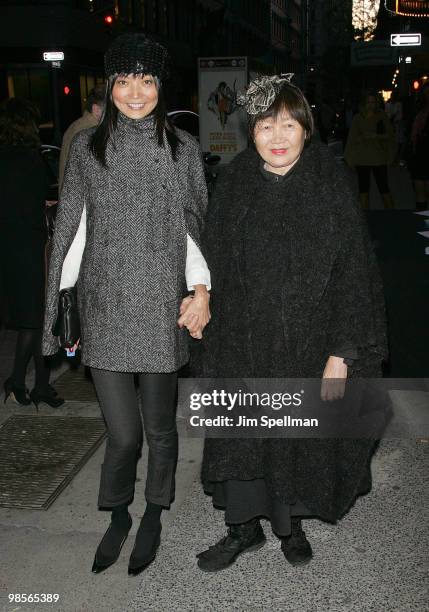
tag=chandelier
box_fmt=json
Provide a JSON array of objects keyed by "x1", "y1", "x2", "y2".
[{"x1": 353, "y1": 1, "x2": 381, "y2": 40}]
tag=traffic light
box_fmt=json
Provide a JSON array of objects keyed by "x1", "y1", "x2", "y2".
[
  {"x1": 413, "y1": 80, "x2": 420, "y2": 91},
  {"x1": 103, "y1": 12, "x2": 115, "y2": 34},
  {"x1": 63, "y1": 85, "x2": 71, "y2": 95}
]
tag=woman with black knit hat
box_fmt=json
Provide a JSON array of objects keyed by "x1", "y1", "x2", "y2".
[
  {"x1": 42, "y1": 33, "x2": 210, "y2": 575},
  {"x1": 193, "y1": 75, "x2": 387, "y2": 572}
]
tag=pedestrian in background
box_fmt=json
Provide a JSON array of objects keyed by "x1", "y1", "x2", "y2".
[
  {"x1": 58, "y1": 85, "x2": 105, "y2": 191},
  {"x1": 345, "y1": 91, "x2": 396, "y2": 209},
  {"x1": 385, "y1": 90, "x2": 404, "y2": 164},
  {"x1": 317, "y1": 97, "x2": 335, "y2": 143},
  {"x1": 409, "y1": 82, "x2": 429, "y2": 210},
  {"x1": 0, "y1": 98, "x2": 64, "y2": 408},
  {"x1": 42, "y1": 33, "x2": 210, "y2": 576}
]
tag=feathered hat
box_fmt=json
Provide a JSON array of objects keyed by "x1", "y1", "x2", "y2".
[{"x1": 237, "y1": 74, "x2": 295, "y2": 115}]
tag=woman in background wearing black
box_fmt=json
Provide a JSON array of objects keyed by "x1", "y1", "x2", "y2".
[
  {"x1": 410, "y1": 82, "x2": 429, "y2": 210},
  {"x1": 0, "y1": 98, "x2": 63, "y2": 408}
]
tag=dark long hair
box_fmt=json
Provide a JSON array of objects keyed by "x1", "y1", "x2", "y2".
[{"x1": 90, "y1": 74, "x2": 181, "y2": 166}]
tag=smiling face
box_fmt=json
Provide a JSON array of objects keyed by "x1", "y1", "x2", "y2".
[
  {"x1": 253, "y1": 110, "x2": 306, "y2": 175},
  {"x1": 111, "y1": 73, "x2": 158, "y2": 119}
]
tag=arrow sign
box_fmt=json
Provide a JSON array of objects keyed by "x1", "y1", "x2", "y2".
[
  {"x1": 43, "y1": 51, "x2": 64, "y2": 61},
  {"x1": 390, "y1": 33, "x2": 421, "y2": 47}
]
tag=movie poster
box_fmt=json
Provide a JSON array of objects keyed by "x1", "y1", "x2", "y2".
[{"x1": 198, "y1": 57, "x2": 248, "y2": 164}]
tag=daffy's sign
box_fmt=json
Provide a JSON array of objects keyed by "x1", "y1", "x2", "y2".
[{"x1": 198, "y1": 57, "x2": 248, "y2": 165}]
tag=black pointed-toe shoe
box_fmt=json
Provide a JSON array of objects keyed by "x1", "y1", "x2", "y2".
[
  {"x1": 196, "y1": 519, "x2": 266, "y2": 573},
  {"x1": 127, "y1": 522, "x2": 162, "y2": 576},
  {"x1": 3, "y1": 378, "x2": 31, "y2": 406},
  {"x1": 281, "y1": 518, "x2": 313, "y2": 566},
  {"x1": 91, "y1": 514, "x2": 132, "y2": 574},
  {"x1": 30, "y1": 387, "x2": 65, "y2": 410}
]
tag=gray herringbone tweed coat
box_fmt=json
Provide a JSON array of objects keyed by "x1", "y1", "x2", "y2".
[{"x1": 42, "y1": 113, "x2": 208, "y2": 372}]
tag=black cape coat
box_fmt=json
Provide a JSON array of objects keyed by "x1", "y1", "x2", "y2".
[{"x1": 194, "y1": 141, "x2": 388, "y2": 523}]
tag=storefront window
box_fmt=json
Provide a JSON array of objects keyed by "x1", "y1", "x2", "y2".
[{"x1": 7, "y1": 68, "x2": 51, "y2": 124}]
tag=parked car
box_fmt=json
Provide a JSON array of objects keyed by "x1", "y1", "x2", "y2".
[
  {"x1": 168, "y1": 110, "x2": 199, "y2": 140},
  {"x1": 40, "y1": 144, "x2": 60, "y2": 238},
  {"x1": 40, "y1": 144, "x2": 60, "y2": 201},
  {"x1": 168, "y1": 110, "x2": 220, "y2": 194}
]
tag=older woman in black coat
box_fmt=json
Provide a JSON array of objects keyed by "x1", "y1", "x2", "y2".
[{"x1": 192, "y1": 76, "x2": 387, "y2": 571}]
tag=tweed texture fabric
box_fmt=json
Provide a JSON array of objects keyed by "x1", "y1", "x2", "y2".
[
  {"x1": 104, "y1": 33, "x2": 170, "y2": 80},
  {"x1": 193, "y1": 141, "x2": 388, "y2": 523},
  {"x1": 42, "y1": 113, "x2": 207, "y2": 372}
]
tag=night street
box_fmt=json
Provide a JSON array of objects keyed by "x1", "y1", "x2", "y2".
[
  {"x1": 1, "y1": 1, "x2": 429, "y2": 611},
  {"x1": 0, "y1": 377, "x2": 428, "y2": 611}
]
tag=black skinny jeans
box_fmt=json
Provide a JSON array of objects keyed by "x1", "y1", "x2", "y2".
[{"x1": 91, "y1": 368, "x2": 178, "y2": 509}]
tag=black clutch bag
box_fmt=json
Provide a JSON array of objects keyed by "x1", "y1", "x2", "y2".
[{"x1": 52, "y1": 287, "x2": 81, "y2": 349}]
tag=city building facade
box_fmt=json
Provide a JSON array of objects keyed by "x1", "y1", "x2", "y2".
[
  {"x1": 1, "y1": 0, "x2": 309, "y2": 140},
  {"x1": 306, "y1": 0, "x2": 354, "y2": 102}
]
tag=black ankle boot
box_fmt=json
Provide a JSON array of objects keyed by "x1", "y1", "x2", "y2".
[
  {"x1": 92, "y1": 506, "x2": 132, "y2": 574},
  {"x1": 196, "y1": 518, "x2": 266, "y2": 573},
  {"x1": 4, "y1": 378, "x2": 31, "y2": 406},
  {"x1": 128, "y1": 503, "x2": 163, "y2": 576},
  {"x1": 30, "y1": 386, "x2": 65, "y2": 410},
  {"x1": 281, "y1": 517, "x2": 313, "y2": 566}
]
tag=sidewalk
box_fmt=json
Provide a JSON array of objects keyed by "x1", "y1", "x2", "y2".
[
  {"x1": 0, "y1": 371, "x2": 203, "y2": 612},
  {"x1": 0, "y1": 368, "x2": 428, "y2": 612},
  {"x1": 128, "y1": 439, "x2": 428, "y2": 612}
]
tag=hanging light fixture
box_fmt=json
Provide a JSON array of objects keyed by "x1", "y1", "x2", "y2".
[
  {"x1": 353, "y1": 1, "x2": 381, "y2": 41},
  {"x1": 385, "y1": 1, "x2": 429, "y2": 17}
]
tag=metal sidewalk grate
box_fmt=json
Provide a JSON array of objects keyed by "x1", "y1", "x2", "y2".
[{"x1": 0, "y1": 415, "x2": 106, "y2": 509}]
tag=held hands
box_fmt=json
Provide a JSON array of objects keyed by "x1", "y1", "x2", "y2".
[
  {"x1": 68, "y1": 339, "x2": 80, "y2": 353},
  {"x1": 177, "y1": 286, "x2": 211, "y2": 340},
  {"x1": 321, "y1": 355, "x2": 348, "y2": 401},
  {"x1": 64, "y1": 290, "x2": 211, "y2": 355}
]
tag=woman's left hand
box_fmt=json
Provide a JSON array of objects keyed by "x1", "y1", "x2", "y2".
[
  {"x1": 321, "y1": 356, "x2": 348, "y2": 401},
  {"x1": 177, "y1": 286, "x2": 211, "y2": 339}
]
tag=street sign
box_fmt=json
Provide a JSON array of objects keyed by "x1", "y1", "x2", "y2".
[
  {"x1": 390, "y1": 34, "x2": 421, "y2": 47},
  {"x1": 351, "y1": 41, "x2": 398, "y2": 67},
  {"x1": 43, "y1": 51, "x2": 64, "y2": 61}
]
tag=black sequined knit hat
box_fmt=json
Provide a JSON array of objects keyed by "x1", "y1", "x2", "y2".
[{"x1": 104, "y1": 33, "x2": 170, "y2": 81}]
